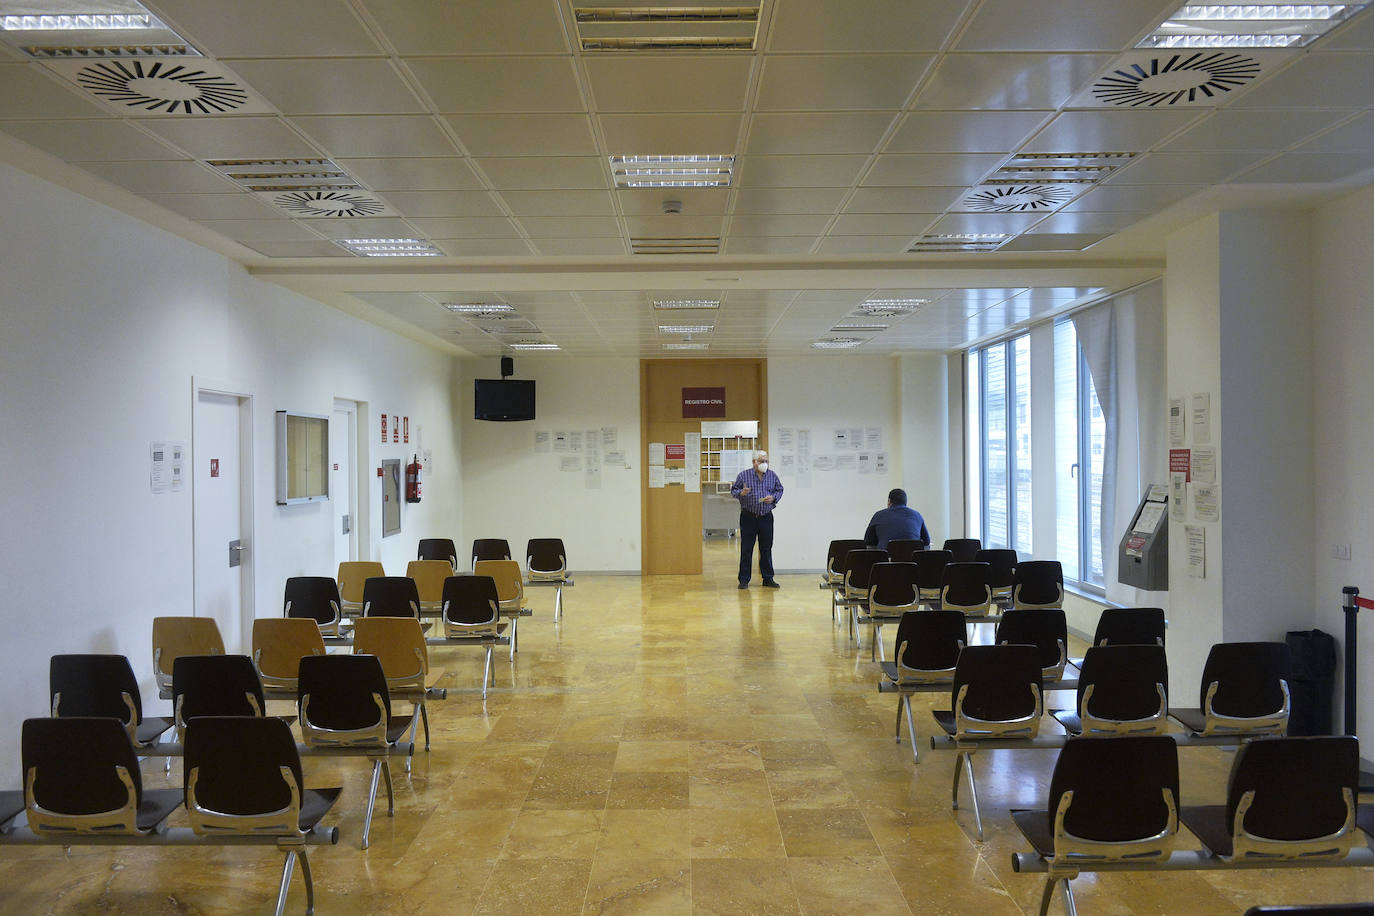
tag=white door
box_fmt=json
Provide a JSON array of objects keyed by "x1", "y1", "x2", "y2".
[
  {"x1": 194, "y1": 390, "x2": 248, "y2": 653},
  {"x1": 331, "y1": 401, "x2": 357, "y2": 566}
]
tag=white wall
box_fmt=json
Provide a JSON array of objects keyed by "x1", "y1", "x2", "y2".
[
  {"x1": 898, "y1": 352, "x2": 953, "y2": 542},
  {"x1": 459, "y1": 357, "x2": 641, "y2": 572},
  {"x1": 0, "y1": 161, "x2": 462, "y2": 779},
  {"x1": 1313, "y1": 183, "x2": 1374, "y2": 742}
]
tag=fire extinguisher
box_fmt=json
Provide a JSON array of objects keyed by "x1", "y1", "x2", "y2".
[{"x1": 405, "y1": 454, "x2": 422, "y2": 503}]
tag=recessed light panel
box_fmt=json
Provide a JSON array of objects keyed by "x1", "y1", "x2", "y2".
[
  {"x1": 0, "y1": 0, "x2": 200, "y2": 58},
  {"x1": 663, "y1": 342, "x2": 709, "y2": 350},
  {"x1": 811, "y1": 338, "x2": 863, "y2": 350},
  {"x1": 611, "y1": 155, "x2": 733, "y2": 189},
  {"x1": 443, "y1": 302, "x2": 515, "y2": 314},
  {"x1": 652, "y1": 299, "x2": 721, "y2": 309},
  {"x1": 208, "y1": 158, "x2": 361, "y2": 193},
  {"x1": 987, "y1": 152, "x2": 1137, "y2": 184},
  {"x1": 574, "y1": 4, "x2": 762, "y2": 52},
  {"x1": 855, "y1": 299, "x2": 928, "y2": 317},
  {"x1": 336, "y1": 238, "x2": 441, "y2": 257},
  {"x1": 909, "y1": 233, "x2": 1010, "y2": 253},
  {"x1": 832, "y1": 322, "x2": 889, "y2": 331},
  {"x1": 510, "y1": 342, "x2": 559, "y2": 351},
  {"x1": 659, "y1": 324, "x2": 714, "y2": 334},
  {"x1": 1140, "y1": 3, "x2": 1367, "y2": 48}
]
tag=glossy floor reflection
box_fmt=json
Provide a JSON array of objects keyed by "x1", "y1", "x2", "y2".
[{"x1": 2, "y1": 540, "x2": 1370, "y2": 914}]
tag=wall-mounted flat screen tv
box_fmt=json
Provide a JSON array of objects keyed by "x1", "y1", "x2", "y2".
[{"x1": 474, "y1": 378, "x2": 535, "y2": 421}]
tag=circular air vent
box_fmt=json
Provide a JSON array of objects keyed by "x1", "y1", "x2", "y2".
[
  {"x1": 963, "y1": 185, "x2": 1072, "y2": 213},
  {"x1": 273, "y1": 190, "x2": 386, "y2": 218},
  {"x1": 75, "y1": 61, "x2": 249, "y2": 114},
  {"x1": 1092, "y1": 52, "x2": 1261, "y2": 107}
]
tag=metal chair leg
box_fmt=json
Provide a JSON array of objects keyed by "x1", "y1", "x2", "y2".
[
  {"x1": 509, "y1": 617, "x2": 517, "y2": 659},
  {"x1": 362, "y1": 759, "x2": 381, "y2": 849},
  {"x1": 1061, "y1": 878, "x2": 1077, "y2": 916},
  {"x1": 299, "y1": 849, "x2": 315, "y2": 915},
  {"x1": 964, "y1": 752, "x2": 984, "y2": 841},
  {"x1": 876, "y1": 624, "x2": 886, "y2": 662},
  {"x1": 895, "y1": 697, "x2": 904, "y2": 743},
  {"x1": 952, "y1": 750, "x2": 964, "y2": 808},
  {"x1": 382, "y1": 759, "x2": 395, "y2": 815},
  {"x1": 1037, "y1": 877, "x2": 1058, "y2": 916},
  {"x1": 420, "y1": 702, "x2": 430, "y2": 751},
  {"x1": 482, "y1": 645, "x2": 492, "y2": 699},
  {"x1": 903, "y1": 696, "x2": 919, "y2": 763},
  {"x1": 274, "y1": 850, "x2": 296, "y2": 916}
]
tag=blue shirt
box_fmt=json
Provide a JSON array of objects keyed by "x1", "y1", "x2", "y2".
[
  {"x1": 732, "y1": 467, "x2": 784, "y2": 516},
  {"x1": 864, "y1": 505, "x2": 930, "y2": 549}
]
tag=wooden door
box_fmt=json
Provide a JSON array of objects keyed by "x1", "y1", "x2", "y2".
[{"x1": 641, "y1": 359, "x2": 766, "y2": 574}]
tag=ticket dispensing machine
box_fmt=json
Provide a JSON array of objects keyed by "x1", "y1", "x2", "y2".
[{"x1": 1118, "y1": 486, "x2": 1168, "y2": 591}]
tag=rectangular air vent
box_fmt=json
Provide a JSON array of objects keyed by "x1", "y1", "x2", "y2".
[
  {"x1": 663, "y1": 342, "x2": 708, "y2": 350},
  {"x1": 510, "y1": 341, "x2": 559, "y2": 351},
  {"x1": 988, "y1": 152, "x2": 1136, "y2": 184},
  {"x1": 811, "y1": 337, "x2": 863, "y2": 350},
  {"x1": 909, "y1": 234, "x2": 1011, "y2": 253},
  {"x1": 443, "y1": 302, "x2": 514, "y2": 314},
  {"x1": 208, "y1": 159, "x2": 361, "y2": 192},
  {"x1": 632, "y1": 236, "x2": 721, "y2": 254},
  {"x1": 574, "y1": 3, "x2": 761, "y2": 51},
  {"x1": 653, "y1": 298, "x2": 721, "y2": 309}
]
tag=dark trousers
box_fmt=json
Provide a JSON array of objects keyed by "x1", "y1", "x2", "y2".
[{"x1": 738, "y1": 510, "x2": 775, "y2": 585}]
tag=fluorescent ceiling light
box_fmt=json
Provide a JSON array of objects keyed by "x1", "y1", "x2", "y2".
[
  {"x1": 611, "y1": 154, "x2": 734, "y2": 189},
  {"x1": 1139, "y1": 2, "x2": 1366, "y2": 48},
  {"x1": 811, "y1": 338, "x2": 863, "y2": 350},
  {"x1": 663, "y1": 342, "x2": 709, "y2": 350},
  {"x1": 832, "y1": 323, "x2": 889, "y2": 331},
  {"x1": 510, "y1": 342, "x2": 559, "y2": 351},
  {"x1": 443, "y1": 302, "x2": 514, "y2": 313},
  {"x1": 659, "y1": 324, "x2": 714, "y2": 334},
  {"x1": 857, "y1": 299, "x2": 928, "y2": 315},
  {"x1": 653, "y1": 299, "x2": 721, "y2": 309},
  {"x1": 336, "y1": 238, "x2": 441, "y2": 257},
  {"x1": 0, "y1": 13, "x2": 160, "y2": 30}
]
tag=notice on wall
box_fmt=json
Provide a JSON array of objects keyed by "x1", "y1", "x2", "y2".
[
  {"x1": 606, "y1": 450, "x2": 627, "y2": 468},
  {"x1": 1147, "y1": 483, "x2": 1169, "y2": 503},
  {"x1": 585, "y1": 452, "x2": 601, "y2": 490},
  {"x1": 1185, "y1": 525, "x2": 1207, "y2": 578},
  {"x1": 1193, "y1": 484, "x2": 1220, "y2": 522},
  {"x1": 554, "y1": 430, "x2": 570, "y2": 452},
  {"x1": 797, "y1": 429, "x2": 811, "y2": 452},
  {"x1": 601, "y1": 426, "x2": 618, "y2": 450},
  {"x1": 777, "y1": 427, "x2": 794, "y2": 451},
  {"x1": 665, "y1": 444, "x2": 686, "y2": 461},
  {"x1": 648, "y1": 442, "x2": 665, "y2": 465},
  {"x1": 560, "y1": 456, "x2": 582, "y2": 472},
  {"x1": 832, "y1": 428, "x2": 849, "y2": 450},
  {"x1": 535, "y1": 431, "x2": 551, "y2": 453},
  {"x1": 1190, "y1": 446, "x2": 1216, "y2": 485},
  {"x1": 814, "y1": 455, "x2": 835, "y2": 471},
  {"x1": 875, "y1": 452, "x2": 888, "y2": 474},
  {"x1": 796, "y1": 454, "x2": 812, "y2": 488},
  {"x1": 684, "y1": 432, "x2": 702, "y2": 493},
  {"x1": 380, "y1": 414, "x2": 388, "y2": 445},
  {"x1": 569, "y1": 431, "x2": 583, "y2": 452},
  {"x1": 1169, "y1": 448, "x2": 1191, "y2": 482},
  {"x1": 1171, "y1": 472, "x2": 1188, "y2": 518},
  {"x1": 836, "y1": 454, "x2": 857, "y2": 471},
  {"x1": 150, "y1": 440, "x2": 185, "y2": 494},
  {"x1": 848, "y1": 427, "x2": 864, "y2": 450},
  {"x1": 1191, "y1": 392, "x2": 1212, "y2": 445},
  {"x1": 1169, "y1": 398, "x2": 1186, "y2": 446},
  {"x1": 585, "y1": 430, "x2": 599, "y2": 452},
  {"x1": 779, "y1": 454, "x2": 795, "y2": 472},
  {"x1": 665, "y1": 467, "x2": 686, "y2": 486},
  {"x1": 865, "y1": 426, "x2": 883, "y2": 450},
  {"x1": 857, "y1": 453, "x2": 874, "y2": 474},
  {"x1": 393, "y1": 414, "x2": 399, "y2": 443},
  {"x1": 648, "y1": 466, "x2": 665, "y2": 488},
  {"x1": 685, "y1": 466, "x2": 700, "y2": 493}
]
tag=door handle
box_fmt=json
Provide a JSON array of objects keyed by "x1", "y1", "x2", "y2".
[{"x1": 228, "y1": 539, "x2": 245, "y2": 568}]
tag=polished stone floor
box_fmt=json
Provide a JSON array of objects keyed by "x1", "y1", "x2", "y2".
[{"x1": 1, "y1": 541, "x2": 1371, "y2": 914}]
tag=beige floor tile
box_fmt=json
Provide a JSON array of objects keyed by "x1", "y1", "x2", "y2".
[
  {"x1": 689, "y1": 858, "x2": 801, "y2": 915},
  {"x1": 786, "y1": 856, "x2": 911, "y2": 915},
  {"x1": 597, "y1": 810, "x2": 693, "y2": 859},
  {"x1": 614, "y1": 740, "x2": 692, "y2": 772},
  {"x1": 607, "y1": 771, "x2": 691, "y2": 809},
  {"x1": 690, "y1": 809, "x2": 787, "y2": 858},
  {"x1": 776, "y1": 807, "x2": 882, "y2": 857},
  {"x1": 502, "y1": 809, "x2": 605, "y2": 859},
  {"x1": 583, "y1": 857, "x2": 692, "y2": 915}
]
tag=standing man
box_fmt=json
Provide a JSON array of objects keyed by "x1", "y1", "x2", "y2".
[
  {"x1": 864, "y1": 488, "x2": 930, "y2": 550},
  {"x1": 731, "y1": 450, "x2": 784, "y2": 589}
]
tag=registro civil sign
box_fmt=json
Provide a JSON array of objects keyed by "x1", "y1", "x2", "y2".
[{"x1": 681, "y1": 387, "x2": 726, "y2": 418}]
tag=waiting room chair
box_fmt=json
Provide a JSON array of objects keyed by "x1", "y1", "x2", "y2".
[
  {"x1": 471, "y1": 538, "x2": 511, "y2": 570},
  {"x1": 943, "y1": 538, "x2": 982, "y2": 563},
  {"x1": 1093, "y1": 607, "x2": 1166, "y2": 647},
  {"x1": 49, "y1": 653, "x2": 173, "y2": 748},
  {"x1": 913, "y1": 549, "x2": 953, "y2": 604},
  {"x1": 866, "y1": 561, "x2": 920, "y2": 661},
  {"x1": 183, "y1": 716, "x2": 340, "y2": 914},
  {"x1": 882, "y1": 610, "x2": 965, "y2": 761},
  {"x1": 996, "y1": 609, "x2": 1069, "y2": 682},
  {"x1": 933, "y1": 644, "x2": 1043, "y2": 840},
  {"x1": 474, "y1": 558, "x2": 528, "y2": 657},
  {"x1": 441, "y1": 575, "x2": 508, "y2": 697},
  {"x1": 152, "y1": 616, "x2": 225, "y2": 692},
  {"x1": 22, "y1": 716, "x2": 182, "y2": 836},
  {"x1": 1170, "y1": 642, "x2": 1290, "y2": 737},
  {"x1": 171, "y1": 654, "x2": 287, "y2": 742},
  {"x1": 283, "y1": 576, "x2": 343, "y2": 636},
  {"x1": 361, "y1": 576, "x2": 421, "y2": 619},
  {"x1": 351, "y1": 616, "x2": 430, "y2": 759},
  {"x1": 527, "y1": 537, "x2": 571, "y2": 620},
  {"x1": 885, "y1": 538, "x2": 926, "y2": 563},
  {"x1": 824, "y1": 539, "x2": 868, "y2": 624},
  {"x1": 298, "y1": 654, "x2": 410, "y2": 849},
  {"x1": 251, "y1": 617, "x2": 326, "y2": 690},
  {"x1": 406, "y1": 559, "x2": 452, "y2": 617},
  {"x1": 417, "y1": 537, "x2": 458, "y2": 571},
  {"x1": 841, "y1": 548, "x2": 887, "y2": 644},
  {"x1": 337, "y1": 561, "x2": 385, "y2": 616},
  {"x1": 1010, "y1": 560, "x2": 1064, "y2": 610},
  {"x1": 1011, "y1": 735, "x2": 1180, "y2": 916},
  {"x1": 975, "y1": 548, "x2": 1018, "y2": 601},
  {"x1": 940, "y1": 561, "x2": 994, "y2": 618},
  {"x1": 1180, "y1": 736, "x2": 1360, "y2": 862},
  {"x1": 1051, "y1": 645, "x2": 1169, "y2": 737}
]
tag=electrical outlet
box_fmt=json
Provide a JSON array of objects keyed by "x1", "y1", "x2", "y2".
[{"x1": 1333, "y1": 544, "x2": 1352, "y2": 561}]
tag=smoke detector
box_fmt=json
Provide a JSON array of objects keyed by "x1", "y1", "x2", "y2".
[{"x1": 662, "y1": 198, "x2": 683, "y2": 214}]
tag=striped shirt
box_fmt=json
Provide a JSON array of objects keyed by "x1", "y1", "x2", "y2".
[{"x1": 731, "y1": 467, "x2": 784, "y2": 516}]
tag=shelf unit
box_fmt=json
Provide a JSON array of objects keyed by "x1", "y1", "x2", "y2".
[{"x1": 701, "y1": 435, "x2": 758, "y2": 494}]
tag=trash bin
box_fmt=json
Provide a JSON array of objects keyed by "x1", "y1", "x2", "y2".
[{"x1": 1285, "y1": 628, "x2": 1337, "y2": 736}]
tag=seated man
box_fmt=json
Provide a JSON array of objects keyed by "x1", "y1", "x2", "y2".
[{"x1": 864, "y1": 488, "x2": 930, "y2": 550}]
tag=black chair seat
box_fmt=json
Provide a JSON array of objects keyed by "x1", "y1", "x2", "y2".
[
  {"x1": 135, "y1": 717, "x2": 175, "y2": 745},
  {"x1": 385, "y1": 717, "x2": 413, "y2": 744},
  {"x1": 138, "y1": 788, "x2": 185, "y2": 831},
  {"x1": 1010, "y1": 808, "x2": 1055, "y2": 857},
  {"x1": 0, "y1": 790, "x2": 23, "y2": 828},
  {"x1": 932, "y1": 710, "x2": 956, "y2": 735},
  {"x1": 1179, "y1": 804, "x2": 1234, "y2": 857},
  {"x1": 1050, "y1": 710, "x2": 1083, "y2": 736},
  {"x1": 300, "y1": 787, "x2": 343, "y2": 830},
  {"x1": 1169, "y1": 707, "x2": 1206, "y2": 732},
  {"x1": 880, "y1": 660, "x2": 954, "y2": 685}
]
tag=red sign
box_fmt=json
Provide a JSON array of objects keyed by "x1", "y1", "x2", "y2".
[
  {"x1": 1169, "y1": 448, "x2": 1191, "y2": 482},
  {"x1": 393, "y1": 416, "x2": 399, "y2": 443},
  {"x1": 682, "y1": 386, "x2": 726, "y2": 418},
  {"x1": 665, "y1": 444, "x2": 686, "y2": 461},
  {"x1": 381, "y1": 414, "x2": 388, "y2": 444},
  {"x1": 403, "y1": 416, "x2": 410, "y2": 444},
  {"x1": 377, "y1": 467, "x2": 384, "y2": 477},
  {"x1": 209, "y1": 458, "x2": 219, "y2": 478}
]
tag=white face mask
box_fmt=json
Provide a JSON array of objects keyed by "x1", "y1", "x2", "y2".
[{"x1": 757, "y1": 462, "x2": 768, "y2": 474}]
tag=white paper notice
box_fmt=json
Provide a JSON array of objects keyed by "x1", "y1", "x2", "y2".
[
  {"x1": 832, "y1": 428, "x2": 848, "y2": 450},
  {"x1": 1171, "y1": 472, "x2": 1188, "y2": 518},
  {"x1": 857, "y1": 453, "x2": 874, "y2": 474},
  {"x1": 665, "y1": 467, "x2": 686, "y2": 486},
  {"x1": 569, "y1": 431, "x2": 583, "y2": 452},
  {"x1": 685, "y1": 465, "x2": 700, "y2": 493},
  {"x1": 1190, "y1": 446, "x2": 1217, "y2": 485},
  {"x1": 1147, "y1": 483, "x2": 1169, "y2": 503},
  {"x1": 606, "y1": 450, "x2": 626, "y2": 467},
  {"x1": 560, "y1": 456, "x2": 582, "y2": 472},
  {"x1": 150, "y1": 441, "x2": 171, "y2": 494},
  {"x1": 779, "y1": 454, "x2": 795, "y2": 472},
  {"x1": 585, "y1": 453, "x2": 601, "y2": 490},
  {"x1": 865, "y1": 427, "x2": 882, "y2": 450},
  {"x1": 1191, "y1": 392, "x2": 1212, "y2": 444},
  {"x1": 848, "y1": 427, "x2": 864, "y2": 450},
  {"x1": 585, "y1": 430, "x2": 599, "y2": 452},
  {"x1": 649, "y1": 466, "x2": 665, "y2": 488},
  {"x1": 1169, "y1": 398, "x2": 1185, "y2": 446},
  {"x1": 814, "y1": 455, "x2": 835, "y2": 471},
  {"x1": 684, "y1": 431, "x2": 701, "y2": 460},
  {"x1": 875, "y1": 452, "x2": 888, "y2": 474},
  {"x1": 777, "y1": 427, "x2": 795, "y2": 451},
  {"x1": 1193, "y1": 484, "x2": 1220, "y2": 522},
  {"x1": 836, "y1": 454, "x2": 857, "y2": 471},
  {"x1": 601, "y1": 426, "x2": 618, "y2": 450},
  {"x1": 649, "y1": 442, "x2": 665, "y2": 465},
  {"x1": 1186, "y1": 525, "x2": 1206, "y2": 578},
  {"x1": 797, "y1": 429, "x2": 811, "y2": 452},
  {"x1": 796, "y1": 454, "x2": 813, "y2": 488},
  {"x1": 554, "y1": 430, "x2": 570, "y2": 452},
  {"x1": 1134, "y1": 503, "x2": 1166, "y2": 535},
  {"x1": 534, "y1": 431, "x2": 551, "y2": 453}
]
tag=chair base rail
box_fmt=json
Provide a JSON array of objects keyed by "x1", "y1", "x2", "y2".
[
  {"x1": 0, "y1": 825, "x2": 338, "y2": 847},
  {"x1": 1011, "y1": 845, "x2": 1374, "y2": 874}
]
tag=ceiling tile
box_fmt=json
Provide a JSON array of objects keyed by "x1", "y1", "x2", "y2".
[
  {"x1": 476, "y1": 157, "x2": 606, "y2": 190},
  {"x1": 80, "y1": 160, "x2": 237, "y2": 194},
  {"x1": 1160, "y1": 109, "x2": 1350, "y2": 152},
  {"x1": 623, "y1": 215, "x2": 723, "y2": 237},
  {"x1": 956, "y1": 0, "x2": 1167, "y2": 51},
  {"x1": 137, "y1": 117, "x2": 321, "y2": 159},
  {"x1": 144, "y1": 193, "x2": 282, "y2": 220},
  {"x1": 769, "y1": 0, "x2": 969, "y2": 51},
  {"x1": 433, "y1": 238, "x2": 535, "y2": 256},
  {"x1": 728, "y1": 214, "x2": 831, "y2": 236},
  {"x1": 1236, "y1": 152, "x2": 1374, "y2": 184},
  {"x1": 307, "y1": 217, "x2": 421, "y2": 239},
  {"x1": 293, "y1": 116, "x2": 457, "y2": 157},
  {"x1": 863, "y1": 154, "x2": 1003, "y2": 187},
  {"x1": 616, "y1": 189, "x2": 728, "y2": 215},
  {"x1": 887, "y1": 110, "x2": 1049, "y2": 154},
  {"x1": 755, "y1": 55, "x2": 934, "y2": 111},
  {"x1": 517, "y1": 217, "x2": 623, "y2": 238},
  {"x1": 444, "y1": 114, "x2": 597, "y2": 157},
  {"x1": 584, "y1": 56, "x2": 754, "y2": 112},
  {"x1": 359, "y1": 0, "x2": 569, "y2": 54},
  {"x1": 1105, "y1": 151, "x2": 1264, "y2": 185},
  {"x1": 407, "y1": 217, "x2": 521, "y2": 237},
  {"x1": 1024, "y1": 210, "x2": 1143, "y2": 234},
  {"x1": 0, "y1": 119, "x2": 179, "y2": 161},
  {"x1": 533, "y1": 238, "x2": 628, "y2": 256},
  {"x1": 747, "y1": 112, "x2": 898, "y2": 154},
  {"x1": 734, "y1": 154, "x2": 868, "y2": 187},
  {"x1": 376, "y1": 190, "x2": 505, "y2": 218},
  {"x1": 929, "y1": 212, "x2": 1046, "y2": 233},
  {"x1": 1023, "y1": 110, "x2": 1202, "y2": 154},
  {"x1": 599, "y1": 113, "x2": 742, "y2": 154},
  {"x1": 406, "y1": 57, "x2": 584, "y2": 113},
  {"x1": 732, "y1": 187, "x2": 848, "y2": 214},
  {"x1": 339, "y1": 157, "x2": 484, "y2": 191},
  {"x1": 1295, "y1": 112, "x2": 1374, "y2": 154},
  {"x1": 499, "y1": 190, "x2": 616, "y2": 217},
  {"x1": 154, "y1": 0, "x2": 381, "y2": 57},
  {"x1": 228, "y1": 59, "x2": 425, "y2": 115},
  {"x1": 197, "y1": 218, "x2": 324, "y2": 242},
  {"x1": 914, "y1": 53, "x2": 1112, "y2": 110},
  {"x1": 1324, "y1": 11, "x2": 1374, "y2": 49},
  {"x1": 830, "y1": 213, "x2": 938, "y2": 235},
  {"x1": 242, "y1": 240, "x2": 352, "y2": 257},
  {"x1": 0, "y1": 65, "x2": 107, "y2": 118},
  {"x1": 1231, "y1": 54, "x2": 1374, "y2": 110},
  {"x1": 814, "y1": 236, "x2": 911, "y2": 254},
  {"x1": 1061, "y1": 185, "x2": 1201, "y2": 212},
  {"x1": 999, "y1": 233, "x2": 1109, "y2": 251},
  {"x1": 845, "y1": 186, "x2": 963, "y2": 212}
]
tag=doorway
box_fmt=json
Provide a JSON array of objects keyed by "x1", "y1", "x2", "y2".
[
  {"x1": 331, "y1": 398, "x2": 358, "y2": 567},
  {"x1": 192, "y1": 382, "x2": 254, "y2": 653}
]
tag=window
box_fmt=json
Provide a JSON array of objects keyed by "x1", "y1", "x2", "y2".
[
  {"x1": 1052, "y1": 320, "x2": 1107, "y2": 590},
  {"x1": 968, "y1": 333, "x2": 1031, "y2": 551}
]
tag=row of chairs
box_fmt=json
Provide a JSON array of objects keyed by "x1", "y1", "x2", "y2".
[
  {"x1": 331, "y1": 561, "x2": 528, "y2": 621},
  {"x1": 418, "y1": 536, "x2": 567, "y2": 578}
]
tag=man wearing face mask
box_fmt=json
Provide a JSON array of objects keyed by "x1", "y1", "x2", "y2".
[{"x1": 730, "y1": 450, "x2": 784, "y2": 589}]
